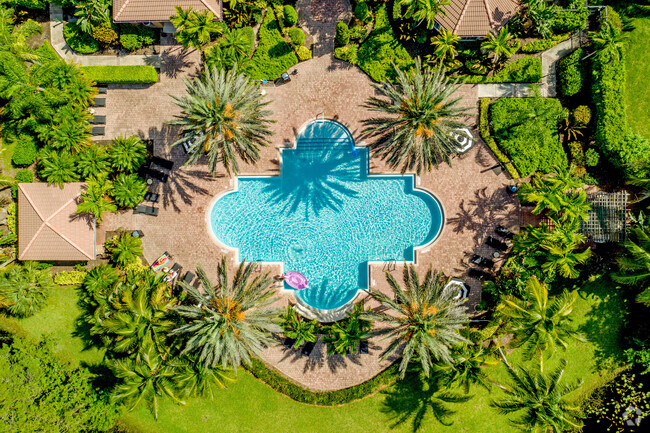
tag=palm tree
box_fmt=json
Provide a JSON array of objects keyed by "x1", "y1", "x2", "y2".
[
  {"x1": 538, "y1": 219, "x2": 592, "y2": 279},
  {"x1": 37, "y1": 105, "x2": 92, "y2": 153},
  {"x1": 361, "y1": 58, "x2": 469, "y2": 175},
  {"x1": 77, "y1": 174, "x2": 117, "y2": 223},
  {"x1": 38, "y1": 149, "x2": 79, "y2": 187},
  {"x1": 497, "y1": 277, "x2": 584, "y2": 369},
  {"x1": 111, "y1": 173, "x2": 148, "y2": 208},
  {"x1": 170, "y1": 257, "x2": 282, "y2": 370},
  {"x1": 75, "y1": 145, "x2": 110, "y2": 179},
  {"x1": 589, "y1": 21, "x2": 628, "y2": 62},
  {"x1": 170, "y1": 66, "x2": 274, "y2": 176},
  {"x1": 613, "y1": 226, "x2": 650, "y2": 306},
  {"x1": 280, "y1": 304, "x2": 318, "y2": 349},
  {"x1": 362, "y1": 265, "x2": 471, "y2": 378},
  {"x1": 481, "y1": 27, "x2": 520, "y2": 68},
  {"x1": 175, "y1": 356, "x2": 232, "y2": 399},
  {"x1": 74, "y1": 0, "x2": 110, "y2": 34},
  {"x1": 0, "y1": 262, "x2": 54, "y2": 318},
  {"x1": 522, "y1": 0, "x2": 554, "y2": 39},
  {"x1": 82, "y1": 263, "x2": 120, "y2": 296},
  {"x1": 106, "y1": 232, "x2": 144, "y2": 268},
  {"x1": 108, "y1": 135, "x2": 147, "y2": 174},
  {"x1": 492, "y1": 357, "x2": 583, "y2": 432},
  {"x1": 399, "y1": 0, "x2": 450, "y2": 30},
  {"x1": 435, "y1": 342, "x2": 500, "y2": 394},
  {"x1": 171, "y1": 7, "x2": 222, "y2": 50},
  {"x1": 429, "y1": 28, "x2": 460, "y2": 65}
]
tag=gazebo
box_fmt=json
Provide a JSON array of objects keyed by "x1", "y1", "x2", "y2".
[{"x1": 580, "y1": 191, "x2": 629, "y2": 243}]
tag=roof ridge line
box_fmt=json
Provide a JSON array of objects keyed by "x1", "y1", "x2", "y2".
[
  {"x1": 19, "y1": 184, "x2": 46, "y2": 223},
  {"x1": 454, "y1": 0, "x2": 472, "y2": 34},
  {"x1": 44, "y1": 220, "x2": 94, "y2": 259},
  {"x1": 199, "y1": 0, "x2": 220, "y2": 16},
  {"x1": 114, "y1": 0, "x2": 131, "y2": 20},
  {"x1": 483, "y1": 0, "x2": 496, "y2": 30}
]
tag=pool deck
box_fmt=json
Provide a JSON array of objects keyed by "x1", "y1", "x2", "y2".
[{"x1": 103, "y1": 51, "x2": 519, "y2": 391}]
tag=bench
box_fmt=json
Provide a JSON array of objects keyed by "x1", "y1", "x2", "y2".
[
  {"x1": 92, "y1": 97, "x2": 106, "y2": 107},
  {"x1": 90, "y1": 115, "x2": 106, "y2": 125},
  {"x1": 133, "y1": 205, "x2": 158, "y2": 216},
  {"x1": 90, "y1": 126, "x2": 105, "y2": 136}
]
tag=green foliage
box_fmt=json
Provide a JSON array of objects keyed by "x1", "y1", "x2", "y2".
[
  {"x1": 244, "y1": 9, "x2": 298, "y2": 80},
  {"x1": 572, "y1": 105, "x2": 591, "y2": 125},
  {"x1": 354, "y1": 1, "x2": 370, "y2": 22},
  {"x1": 92, "y1": 21, "x2": 118, "y2": 46},
  {"x1": 63, "y1": 22, "x2": 99, "y2": 54},
  {"x1": 75, "y1": 144, "x2": 110, "y2": 179},
  {"x1": 296, "y1": 45, "x2": 312, "y2": 61},
  {"x1": 520, "y1": 33, "x2": 569, "y2": 53},
  {"x1": 80, "y1": 65, "x2": 158, "y2": 84},
  {"x1": 568, "y1": 141, "x2": 585, "y2": 175},
  {"x1": 6, "y1": 203, "x2": 16, "y2": 235},
  {"x1": 0, "y1": 337, "x2": 119, "y2": 432},
  {"x1": 602, "y1": 6, "x2": 623, "y2": 31},
  {"x1": 5, "y1": 0, "x2": 48, "y2": 9},
  {"x1": 489, "y1": 97, "x2": 568, "y2": 176},
  {"x1": 119, "y1": 24, "x2": 156, "y2": 51},
  {"x1": 460, "y1": 57, "x2": 542, "y2": 84},
  {"x1": 557, "y1": 48, "x2": 586, "y2": 98},
  {"x1": 11, "y1": 168, "x2": 33, "y2": 198},
  {"x1": 334, "y1": 44, "x2": 358, "y2": 64},
  {"x1": 38, "y1": 149, "x2": 80, "y2": 187},
  {"x1": 171, "y1": 6, "x2": 224, "y2": 50},
  {"x1": 585, "y1": 148, "x2": 600, "y2": 167},
  {"x1": 106, "y1": 232, "x2": 143, "y2": 268},
  {"x1": 335, "y1": 20, "x2": 350, "y2": 46},
  {"x1": 550, "y1": 6, "x2": 589, "y2": 34},
  {"x1": 280, "y1": 305, "x2": 318, "y2": 348},
  {"x1": 76, "y1": 174, "x2": 117, "y2": 223},
  {"x1": 282, "y1": 5, "x2": 298, "y2": 26},
  {"x1": 478, "y1": 98, "x2": 520, "y2": 179},
  {"x1": 111, "y1": 173, "x2": 147, "y2": 208},
  {"x1": 357, "y1": 5, "x2": 414, "y2": 82},
  {"x1": 108, "y1": 135, "x2": 147, "y2": 173},
  {"x1": 480, "y1": 27, "x2": 520, "y2": 66},
  {"x1": 54, "y1": 270, "x2": 88, "y2": 286},
  {"x1": 0, "y1": 262, "x2": 54, "y2": 318},
  {"x1": 322, "y1": 302, "x2": 371, "y2": 355},
  {"x1": 205, "y1": 27, "x2": 255, "y2": 71},
  {"x1": 10, "y1": 134, "x2": 37, "y2": 166},
  {"x1": 287, "y1": 27, "x2": 305, "y2": 46},
  {"x1": 73, "y1": 0, "x2": 110, "y2": 34},
  {"x1": 349, "y1": 24, "x2": 369, "y2": 42}
]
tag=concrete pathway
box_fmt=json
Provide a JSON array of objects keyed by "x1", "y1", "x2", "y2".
[
  {"x1": 295, "y1": 0, "x2": 351, "y2": 57},
  {"x1": 49, "y1": 5, "x2": 160, "y2": 68}
]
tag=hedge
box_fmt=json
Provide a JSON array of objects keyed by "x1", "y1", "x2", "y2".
[
  {"x1": 11, "y1": 135, "x2": 37, "y2": 166},
  {"x1": 479, "y1": 98, "x2": 520, "y2": 179},
  {"x1": 245, "y1": 357, "x2": 400, "y2": 405},
  {"x1": 63, "y1": 22, "x2": 99, "y2": 54},
  {"x1": 7, "y1": 203, "x2": 16, "y2": 235},
  {"x1": 283, "y1": 5, "x2": 298, "y2": 26},
  {"x1": 119, "y1": 23, "x2": 156, "y2": 51},
  {"x1": 557, "y1": 48, "x2": 586, "y2": 98},
  {"x1": 244, "y1": 8, "x2": 298, "y2": 80},
  {"x1": 551, "y1": 7, "x2": 589, "y2": 34},
  {"x1": 80, "y1": 65, "x2": 158, "y2": 84},
  {"x1": 53, "y1": 270, "x2": 88, "y2": 286},
  {"x1": 357, "y1": 4, "x2": 413, "y2": 82},
  {"x1": 287, "y1": 27, "x2": 305, "y2": 46},
  {"x1": 460, "y1": 57, "x2": 542, "y2": 84},
  {"x1": 521, "y1": 34, "x2": 569, "y2": 54}
]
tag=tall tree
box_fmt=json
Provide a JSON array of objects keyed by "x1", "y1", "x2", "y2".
[
  {"x1": 170, "y1": 257, "x2": 282, "y2": 370},
  {"x1": 429, "y1": 28, "x2": 460, "y2": 65},
  {"x1": 38, "y1": 149, "x2": 80, "y2": 187},
  {"x1": 76, "y1": 174, "x2": 117, "y2": 223},
  {"x1": 170, "y1": 66, "x2": 274, "y2": 176},
  {"x1": 399, "y1": 0, "x2": 450, "y2": 30},
  {"x1": 613, "y1": 226, "x2": 650, "y2": 306},
  {"x1": 361, "y1": 58, "x2": 469, "y2": 174},
  {"x1": 0, "y1": 262, "x2": 54, "y2": 318},
  {"x1": 75, "y1": 145, "x2": 110, "y2": 179},
  {"x1": 589, "y1": 21, "x2": 628, "y2": 62},
  {"x1": 171, "y1": 7, "x2": 223, "y2": 50},
  {"x1": 362, "y1": 265, "x2": 471, "y2": 378},
  {"x1": 108, "y1": 135, "x2": 147, "y2": 174},
  {"x1": 480, "y1": 27, "x2": 520, "y2": 67},
  {"x1": 111, "y1": 173, "x2": 148, "y2": 208}
]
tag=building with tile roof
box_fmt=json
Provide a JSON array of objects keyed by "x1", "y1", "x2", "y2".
[
  {"x1": 18, "y1": 183, "x2": 96, "y2": 261},
  {"x1": 437, "y1": 0, "x2": 521, "y2": 38},
  {"x1": 112, "y1": 0, "x2": 222, "y2": 24}
]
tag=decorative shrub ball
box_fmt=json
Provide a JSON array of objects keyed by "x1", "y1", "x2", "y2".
[
  {"x1": 296, "y1": 46, "x2": 312, "y2": 61},
  {"x1": 585, "y1": 148, "x2": 600, "y2": 167},
  {"x1": 572, "y1": 105, "x2": 592, "y2": 125},
  {"x1": 283, "y1": 5, "x2": 298, "y2": 26},
  {"x1": 91, "y1": 21, "x2": 118, "y2": 46},
  {"x1": 11, "y1": 135, "x2": 38, "y2": 166},
  {"x1": 288, "y1": 27, "x2": 305, "y2": 46},
  {"x1": 336, "y1": 21, "x2": 350, "y2": 46}
]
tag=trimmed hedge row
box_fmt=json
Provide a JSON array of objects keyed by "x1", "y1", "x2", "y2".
[
  {"x1": 557, "y1": 48, "x2": 586, "y2": 98},
  {"x1": 53, "y1": 270, "x2": 88, "y2": 286},
  {"x1": 245, "y1": 357, "x2": 400, "y2": 405},
  {"x1": 460, "y1": 57, "x2": 542, "y2": 84},
  {"x1": 244, "y1": 8, "x2": 298, "y2": 80},
  {"x1": 80, "y1": 65, "x2": 158, "y2": 84},
  {"x1": 478, "y1": 98, "x2": 520, "y2": 179},
  {"x1": 521, "y1": 34, "x2": 569, "y2": 54}
]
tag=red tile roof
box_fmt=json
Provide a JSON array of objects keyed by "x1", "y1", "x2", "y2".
[
  {"x1": 113, "y1": 0, "x2": 222, "y2": 23},
  {"x1": 437, "y1": 0, "x2": 520, "y2": 37},
  {"x1": 18, "y1": 183, "x2": 96, "y2": 261}
]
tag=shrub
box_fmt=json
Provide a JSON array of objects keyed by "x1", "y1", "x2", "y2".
[
  {"x1": 354, "y1": 1, "x2": 370, "y2": 22},
  {"x1": 334, "y1": 44, "x2": 358, "y2": 64},
  {"x1": 11, "y1": 169, "x2": 34, "y2": 199},
  {"x1": 11, "y1": 135, "x2": 37, "y2": 166},
  {"x1": 461, "y1": 57, "x2": 542, "y2": 84},
  {"x1": 106, "y1": 233, "x2": 143, "y2": 267},
  {"x1": 602, "y1": 6, "x2": 623, "y2": 31},
  {"x1": 585, "y1": 148, "x2": 600, "y2": 167},
  {"x1": 287, "y1": 27, "x2": 305, "y2": 46},
  {"x1": 0, "y1": 263, "x2": 54, "y2": 318},
  {"x1": 244, "y1": 9, "x2": 298, "y2": 80},
  {"x1": 568, "y1": 141, "x2": 586, "y2": 176},
  {"x1": 557, "y1": 48, "x2": 586, "y2": 97},
  {"x1": 521, "y1": 34, "x2": 569, "y2": 53},
  {"x1": 5, "y1": 0, "x2": 47, "y2": 9},
  {"x1": 478, "y1": 98, "x2": 520, "y2": 179},
  {"x1": 551, "y1": 7, "x2": 589, "y2": 34},
  {"x1": 80, "y1": 65, "x2": 158, "y2": 84},
  {"x1": 53, "y1": 270, "x2": 88, "y2": 286},
  {"x1": 119, "y1": 23, "x2": 156, "y2": 51},
  {"x1": 572, "y1": 105, "x2": 591, "y2": 125},
  {"x1": 490, "y1": 97, "x2": 568, "y2": 176},
  {"x1": 283, "y1": 5, "x2": 298, "y2": 26},
  {"x1": 296, "y1": 45, "x2": 312, "y2": 61},
  {"x1": 7, "y1": 203, "x2": 16, "y2": 235},
  {"x1": 621, "y1": 131, "x2": 650, "y2": 179},
  {"x1": 336, "y1": 20, "x2": 350, "y2": 46},
  {"x1": 91, "y1": 21, "x2": 118, "y2": 46},
  {"x1": 63, "y1": 22, "x2": 99, "y2": 54},
  {"x1": 349, "y1": 24, "x2": 369, "y2": 42},
  {"x1": 357, "y1": 4, "x2": 413, "y2": 82}
]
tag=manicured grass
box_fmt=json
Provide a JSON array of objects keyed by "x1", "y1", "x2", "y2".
[
  {"x1": 3, "y1": 276, "x2": 625, "y2": 433},
  {"x1": 625, "y1": 12, "x2": 650, "y2": 140},
  {"x1": 81, "y1": 65, "x2": 159, "y2": 84},
  {"x1": 0, "y1": 136, "x2": 16, "y2": 173}
]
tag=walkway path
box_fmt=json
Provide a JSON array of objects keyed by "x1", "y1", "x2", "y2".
[
  {"x1": 295, "y1": 0, "x2": 351, "y2": 57},
  {"x1": 477, "y1": 38, "x2": 576, "y2": 98},
  {"x1": 48, "y1": 5, "x2": 160, "y2": 67}
]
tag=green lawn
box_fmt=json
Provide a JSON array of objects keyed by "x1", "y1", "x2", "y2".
[
  {"x1": 625, "y1": 10, "x2": 650, "y2": 139},
  {"x1": 1, "y1": 276, "x2": 626, "y2": 433}
]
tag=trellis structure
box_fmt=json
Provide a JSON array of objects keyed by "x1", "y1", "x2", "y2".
[{"x1": 580, "y1": 191, "x2": 629, "y2": 243}]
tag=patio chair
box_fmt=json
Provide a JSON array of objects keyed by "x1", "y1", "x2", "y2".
[
  {"x1": 283, "y1": 337, "x2": 297, "y2": 349},
  {"x1": 495, "y1": 225, "x2": 515, "y2": 239},
  {"x1": 470, "y1": 254, "x2": 494, "y2": 269},
  {"x1": 97, "y1": 86, "x2": 107, "y2": 94},
  {"x1": 90, "y1": 126, "x2": 105, "y2": 136},
  {"x1": 144, "y1": 191, "x2": 159, "y2": 203},
  {"x1": 182, "y1": 271, "x2": 195, "y2": 285},
  {"x1": 146, "y1": 167, "x2": 169, "y2": 183},
  {"x1": 92, "y1": 97, "x2": 106, "y2": 107},
  {"x1": 486, "y1": 236, "x2": 508, "y2": 251},
  {"x1": 151, "y1": 156, "x2": 174, "y2": 171},
  {"x1": 359, "y1": 340, "x2": 369, "y2": 354},
  {"x1": 90, "y1": 115, "x2": 106, "y2": 125},
  {"x1": 133, "y1": 205, "x2": 158, "y2": 216},
  {"x1": 301, "y1": 341, "x2": 315, "y2": 357},
  {"x1": 170, "y1": 263, "x2": 182, "y2": 273}
]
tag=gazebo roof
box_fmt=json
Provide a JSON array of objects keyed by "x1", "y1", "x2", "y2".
[
  {"x1": 18, "y1": 183, "x2": 96, "y2": 261},
  {"x1": 580, "y1": 191, "x2": 629, "y2": 243}
]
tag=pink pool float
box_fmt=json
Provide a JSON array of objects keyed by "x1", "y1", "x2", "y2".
[{"x1": 284, "y1": 271, "x2": 309, "y2": 290}]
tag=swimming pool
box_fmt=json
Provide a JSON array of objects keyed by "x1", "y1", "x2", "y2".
[{"x1": 209, "y1": 120, "x2": 444, "y2": 311}]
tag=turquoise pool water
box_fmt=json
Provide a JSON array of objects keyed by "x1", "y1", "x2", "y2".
[{"x1": 209, "y1": 120, "x2": 443, "y2": 311}]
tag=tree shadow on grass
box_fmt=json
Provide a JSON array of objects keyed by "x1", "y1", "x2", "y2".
[{"x1": 381, "y1": 372, "x2": 471, "y2": 432}]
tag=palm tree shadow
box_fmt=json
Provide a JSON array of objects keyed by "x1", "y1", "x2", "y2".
[{"x1": 381, "y1": 372, "x2": 471, "y2": 432}]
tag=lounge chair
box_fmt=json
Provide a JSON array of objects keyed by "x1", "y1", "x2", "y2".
[
  {"x1": 283, "y1": 337, "x2": 297, "y2": 349},
  {"x1": 468, "y1": 268, "x2": 493, "y2": 281},
  {"x1": 359, "y1": 340, "x2": 369, "y2": 354},
  {"x1": 470, "y1": 254, "x2": 494, "y2": 269},
  {"x1": 90, "y1": 126, "x2": 105, "y2": 136},
  {"x1": 92, "y1": 97, "x2": 106, "y2": 107},
  {"x1": 144, "y1": 191, "x2": 159, "y2": 203},
  {"x1": 133, "y1": 205, "x2": 158, "y2": 216},
  {"x1": 495, "y1": 225, "x2": 515, "y2": 239},
  {"x1": 486, "y1": 236, "x2": 508, "y2": 251},
  {"x1": 90, "y1": 115, "x2": 106, "y2": 125},
  {"x1": 97, "y1": 86, "x2": 107, "y2": 94},
  {"x1": 170, "y1": 263, "x2": 181, "y2": 273},
  {"x1": 146, "y1": 168, "x2": 169, "y2": 183},
  {"x1": 182, "y1": 271, "x2": 195, "y2": 285},
  {"x1": 301, "y1": 341, "x2": 315, "y2": 357},
  {"x1": 151, "y1": 156, "x2": 174, "y2": 170}
]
